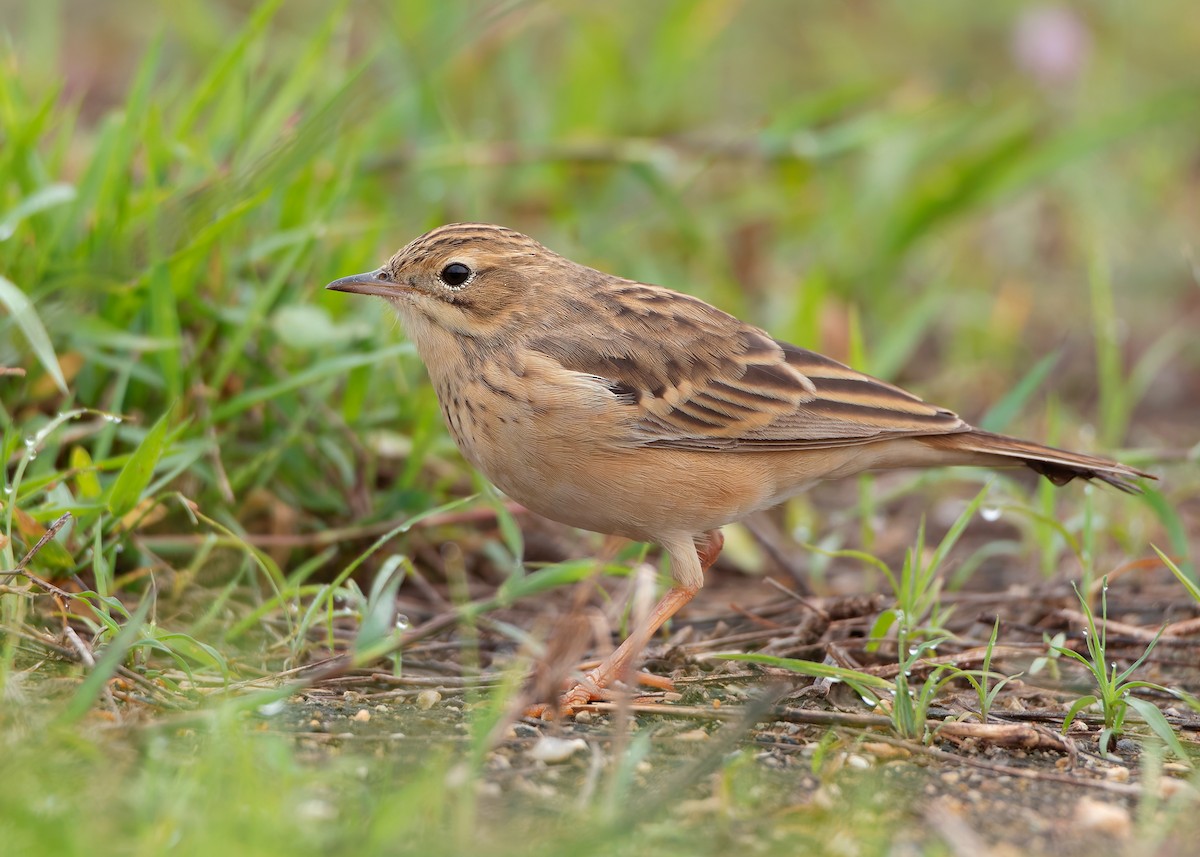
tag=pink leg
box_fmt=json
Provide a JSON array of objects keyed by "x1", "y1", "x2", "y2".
[{"x1": 559, "y1": 529, "x2": 724, "y2": 713}]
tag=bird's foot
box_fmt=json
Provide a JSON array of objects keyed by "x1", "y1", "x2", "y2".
[{"x1": 524, "y1": 669, "x2": 675, "y2": 719}]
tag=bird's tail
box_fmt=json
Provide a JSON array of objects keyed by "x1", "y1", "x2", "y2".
[{"x1": 920, "y1": 428, "x2": 1153, "y2": 494}]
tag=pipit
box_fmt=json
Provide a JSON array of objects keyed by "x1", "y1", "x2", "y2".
[{"x1": 327, "y1": 223, "x2": 1151, "y2": 712}]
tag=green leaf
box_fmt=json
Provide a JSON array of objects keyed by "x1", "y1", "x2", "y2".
[
  {"x1": 1125, "y1": 700, "x2": 1182, "y2": 758},
  {"x1": 1156, "y1": 546, "x2": 1200, "y2": 605},
  {"x1": 354, "y1": 557, "x2": 406, "y2": 661},
  {"x1": 980, "y1": 350, "x2": 1060, "y2": 433},
  {"x1": 106, "y1": 409, "x2": 172, "y2": 517},
  {"x1": 866, "y1": 608, "x2": 899, "y2": 653},
  {"x1": 0, "y1": 274, "x2": 68, "y2": 394},
  {"x1": 70, "y1": 446, "x2": 102, "y2": 500},
  {"x1": 1143, "y1": 483, "x2": 1195, "y2": 581},
  {"x1": 1061, "y1": 694, "x2": 1098, "y2": 733},
  {"x1": 0, "y1": 182, "x2": 76, "y2": 241}
]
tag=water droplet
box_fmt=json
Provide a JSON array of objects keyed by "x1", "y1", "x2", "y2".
[
  {"x1": 395, "y1": 614, "x2": 410, "y2": 631},
  {"x1": 103, "y1": 414, "x2": 123, "y2": 424},
  {"x1": 2, "y1": 485, "x2": 13, "y2": 495},
  {"x1": 24, "y1": 437, "x2": 35, "y2": 448},
  {"x1": 980, "y1": 506, "x2": 1002, "y2": 522},
  {"x1": 114, "y1": 544, "x2": 125, "y2": 553}
]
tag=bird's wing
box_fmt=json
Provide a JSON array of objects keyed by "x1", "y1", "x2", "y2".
[{"x1": 528, "y1": 281, "x2": 968, "y2": 452}]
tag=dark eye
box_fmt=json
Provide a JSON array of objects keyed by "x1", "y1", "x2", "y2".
[
  {"x1": 377, "y1": 269, "x2": 391, "y2": 281},
  {"x1": 439, "y1": 262, "x2": 472, "y2": 287}
]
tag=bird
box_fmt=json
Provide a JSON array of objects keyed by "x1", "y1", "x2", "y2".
[{"x1": 326, "y1": 222, "x2": 1152, "y2": 713}]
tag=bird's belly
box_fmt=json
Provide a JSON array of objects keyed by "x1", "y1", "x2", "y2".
[{"x1": 474, "y1": 426, "x2": 786, "y2": 540}]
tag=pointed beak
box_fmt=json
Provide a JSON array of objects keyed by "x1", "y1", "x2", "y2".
[{"x1": 325, "y1": 268, "x2": 400, "y2": 298}]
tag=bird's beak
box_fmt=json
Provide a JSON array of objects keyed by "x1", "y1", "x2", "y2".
[{"x1": 325, "y1": 268, "x2": 400, "y2": 298}]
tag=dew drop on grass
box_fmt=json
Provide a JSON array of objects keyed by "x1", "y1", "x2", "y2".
[
  {"x1": 980, "y1": 506, "x2": 1002, "y2": 522},
  {"x1": 2, "y1": 485, "x2": 12, "y2": 495},
  {"x1": 395, "y1": 614, "x2": 410, "y2": 631}
]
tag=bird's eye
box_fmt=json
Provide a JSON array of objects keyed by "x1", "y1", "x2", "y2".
[
  {"x1": 377, "y1": 269, "x2": 391, "y2": 281},
  {"x1": 439, "y1": 262, "x2": 472, "y2": 288}
]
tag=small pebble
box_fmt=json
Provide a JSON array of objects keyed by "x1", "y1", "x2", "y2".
[
  {"x1": 486, "y1": 754, "x2": 512, "y2": 771},
  {"x1": 1074, "y1": 796, "x2": 1131, "y2": 838},
  {"x1": 528, "y1": 736, "x2": 587, "y2": 763},
  {"x1": 444, "y1": 763, "x2": 470, "y2": 789},
  {"x1": 675, "y1": 728, "x2": 709, "y2": 742},
  {"x1": 352, "y1": 709, "x2": 371, "y2": 723},
  {"x1": 573, "y1": 710, "x2": 595, "y2": 725},
  {"x1": 256, "y1": 699, "x2": 286, "y2": 717},
  {"x1": 416, "y1": 690, "x2": 442, "y2": 710}
]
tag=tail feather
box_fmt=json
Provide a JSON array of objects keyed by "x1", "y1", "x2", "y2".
[{"x1": 922, "y1": 429, "x2": 1154, "y2": 494}]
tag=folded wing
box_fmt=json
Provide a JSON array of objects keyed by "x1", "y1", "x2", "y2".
[{"x1": 530, "y1": 281, "x2": 967, "y2": 451}]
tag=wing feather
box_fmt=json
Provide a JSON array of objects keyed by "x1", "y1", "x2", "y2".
[{"x1": 528, "y1": 280, "x2": 966, "y2": 451}]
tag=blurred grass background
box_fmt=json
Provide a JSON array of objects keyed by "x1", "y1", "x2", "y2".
[{"x1": 2, "y1": 2, "x2": 1199, "y2": 855}]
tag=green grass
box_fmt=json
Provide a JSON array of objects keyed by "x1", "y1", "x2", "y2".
[{"x1": 3, "y1": 2, "x2": 1200, "y2": 854}]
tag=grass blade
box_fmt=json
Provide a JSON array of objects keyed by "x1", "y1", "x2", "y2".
[
  {"x1": 980, "y1": 350, "x2": 1060, "y2": 433},
  {"x1": 106, "y1": 409, "x2": 173, "y2": 517},
  {"x1": 57, "y1": 595, "x2": 152, "y2": 725},
  {"x1": 0, "y1": 274, "x2": 67, "y2": 394}
]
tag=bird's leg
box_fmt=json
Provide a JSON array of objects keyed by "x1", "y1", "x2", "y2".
[
  {"x1": 696, "y1": 528, "x2": 724, "y2": 572},
  {"x1": 559, "y1": 529, "x2": 724, "y2": 714}
]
